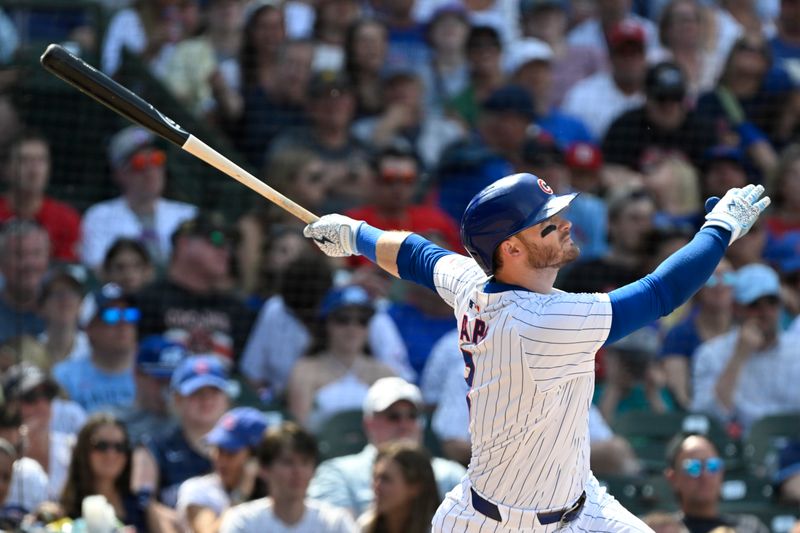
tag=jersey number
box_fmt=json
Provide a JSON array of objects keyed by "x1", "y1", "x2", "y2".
[{"x1": 461, "y1": 349, "x2": 475, "y2": 411}]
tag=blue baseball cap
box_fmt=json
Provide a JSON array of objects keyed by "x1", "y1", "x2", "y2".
[
  {"x1": 204, "y1": 407, "x2": 270, "y2": 452},
  {"x1": 137, "y1": 336, "x2": 188, "y2": 378},
  {"x1": 705, "y1": 145, "x2": 744, "y2": 165},
  {"x1": 170, "y1": 355, "x2": 231, "y2": 397},
  {"x1": 733, "y1": 263, "x2": 780, "y2": 305},
  {"x1": 319, "y1": 285, "x2": 374, "y2": 318},
  {"x1": 481, "y1": 85, "x2": 536, "y2": 120},
  {"x1": 764, "y1": 232, "x2": 800, "y2": 275}
]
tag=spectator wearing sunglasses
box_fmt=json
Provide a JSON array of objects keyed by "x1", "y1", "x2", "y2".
[
  {"x1": 80, "y1": 125, "x2": 198, "y2": 271},
  {"x1": 665, "y1": 433, "x2": 769, "y2": 533},
  {"x1": 287, "y1": 285, "x2": 396, "y2": 431},
  {"x1": 52, "y1": 283, "x2": 139, "y2": 414},
  {"x1": 692, "y1": 263, "x2": 800, "y2": 432},
  {"x1": 307, "y1": 377, "x2": 465, "y2": 517},
  {"x1": 59, "y1": 413, "x2": 146, "y2": 531},
  {"x1": 660, "y1": 259, "x2": 735, "y2": 410},
  {"x1": 135, "y1": 213, "x2": 255, "y2": 363}
]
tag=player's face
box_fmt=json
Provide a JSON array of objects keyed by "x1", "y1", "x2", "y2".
[
  {"x1": 366, "y1": 400, "x2": 422, "y2": 445},
  {"x1": 668, "y1": 436, "x2": 723, "y2": 509},
  {"x1": 516, "y1": 214, "x2": 580, "y2": 269}
]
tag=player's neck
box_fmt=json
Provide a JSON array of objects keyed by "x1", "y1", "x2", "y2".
[{"x1": 494, "y1": 267, "x2": 557, "y2": 294}]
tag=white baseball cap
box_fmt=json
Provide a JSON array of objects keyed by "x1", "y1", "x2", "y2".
[
  {"x1": 363, "y1": 377, "x2": 423, "y2": 417},
  {"x1": 733, "y1": 263, "x2": 780, "y2": 305},
  {"x1": 505, "y1": 38, "x2": 553, "y2": 75}
]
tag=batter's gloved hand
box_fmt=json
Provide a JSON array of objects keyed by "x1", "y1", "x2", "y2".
[
  {"x1": 701, "y1": 184, "x2": 770, "y2": 244},
  {"x1": 303, "y1": 214, "x2": 364, "y2": 257}
]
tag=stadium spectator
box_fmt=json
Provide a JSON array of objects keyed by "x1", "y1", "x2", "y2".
[
  {"x1": 769, "y1": 0, "x2": 800, "y2": 84},
  {"x1": 99, "y1": 238, "x2": 155, "y2": 296},
  {"x1": 521, "y1": 133, "x2": 609, "y2": 262},
  {"x1": 603, "y1": 62, "x2": 716, "y2": 173},
  {"x1": 135, "y1": 213, "x2": 255, "y2": 362},
  {"x1": 0, "y1": 437, "x2": 22, "y2": 529},
  {"x1": 420, "y1": 5, "x2": 470, "y2": 116},
  {"x1": 353, "y1": 67, "x2": 465, "y2": 171},
  {"x1": 559, "y1": 187, "x2": 656, "y2": 293},
  {"x1": 176, "y1": 407, "x2": 269, "y2": 533},
  {"x1": 80, "y1": 126, "x2": 198, "y2": 270},
  {"x1": 268, "y1": 70, "x2": 367, "y2": 196},
  {"x1": 236, "y1": 38, "x2": 313, "y2": 168},
  {"x1": 0, "y1": 132, "x2": 80, "y2": 262},
  {"x1": 660, "y1": 259, "x2": 735, "y2": 410},
  {"x1": 655, "y1": 0, "x2": 742, "y2": 100},
  {"x1": 596, "y1": 327, "x2": 674, "y2": 423},
  {"x1": 346, "y1": 143, "x2": 462, "y2": 267},
  {"x1": 518, "y1": 0, "x2": 606, "y2": 107},
  {"x1": 726, "y1": 219, "x2": 768, "y2": 271},
  {"x1": 287, "y1": 285, "x2": 395, "y2": 430},
  {"x1": 505, "y1": 39, "x2": 593, "y2": 150},
  {"x1": 220, "y1": 421, "x2": 357, "y2": 532},
  {"x1": 357, "y1": 441, "x2": 439, "y2": 533},
  {"x1": 37, "y1": 266, "x2": 89, "y2": 366},
  {"x1": 59, "y1": 413, "x2": 145, "y2": 531},
  {"x1": 0, "y1": 408, "x2": 48, "y2": 518},
  {"x1": 380, "y1": 0, "x2": 430, "y2": 75},
  {"x1": 53, "y1": 283, "x2": 138, "y2": 414},
  {"x1": 567, "y1": 0, "x2": 659, "y2": 60},
  {"x1": 312, "y1": 0, "x2": 361, "y2": 72},
  {"x1": 718, "y1": 0, "x2": 771, "y2": 37},
  {"x1": 114, "y1": 335, "x2": 187, "y2": 446},
  {"x1": 764, "y1": 144, "x2": 800, "y2": 239},
  {"x1": 1, "y1": 364, "x2": 73, "y2": 501},
  {"x1": 101, "y1": 0, "x2": 193, "y2": 77},
  {"x1": 563, "y1": 20, "x2": 648, "y2": 140},
  {"x1": 644, "y1": 157, "x2": 704, "y2": 230},
  {"x1": 564, "y1": 141, "x2": 605, "y2": 195},
  {"x1": 692, "y1": 263, "x2": 800, "y2": 432},
  {"x1": 132, "y1": 355, "x2": 232, "y2": 509},
  {"x1": 307, "y1": 377, "x2": 465, "y2": 517},
  {"x1": 447, "y1": 25, "x2": 505, "y2": 129},
  {"x1": 665, "y1": 433, "x2": 769, "y2": 533},
  {"x1": 0, "y1": 221, "x2": 49, "y2": 344},
  {"x1": 162, "y1": 0, "x2": 246, "y2": 118},
  {"x1": 437, "y1": 85, "x2": 521, "y2": 222},
  {"x1": 344, "y1": 19, "x2": 389, "y2": 119},
  {"x1": 775, "y1": 440, "x2": 800, "y2": 505},
  {"x1": 694, "y1": 35, "x2": 786, "y2": 178}
]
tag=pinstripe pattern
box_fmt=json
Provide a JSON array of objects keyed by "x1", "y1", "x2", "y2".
[{"x1": 430, "y1": 255, "x2": 650, "y2": 532}]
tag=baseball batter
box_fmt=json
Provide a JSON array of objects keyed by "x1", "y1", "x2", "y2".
[{"x1": 303, "y1": 174, "x2": 769, "y2": 532}]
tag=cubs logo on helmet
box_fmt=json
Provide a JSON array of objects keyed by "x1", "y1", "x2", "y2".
[{"x1": 538, "y1": 179, "x2": 553, "y2": 195}]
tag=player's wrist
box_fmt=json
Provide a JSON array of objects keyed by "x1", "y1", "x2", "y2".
[{"x1": 355, "y1": 222, "x2": 383, "y2": 261}]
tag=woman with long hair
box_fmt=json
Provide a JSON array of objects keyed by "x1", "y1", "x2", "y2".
[
  {"x1": 60, "y1": 413, "x2": 145, "y2": 531},
  {"x1": 358, "y1": 441, "x2": 439, "y2": 533},
  {"x1": 344, "y1": 19, "x2": 389, "y2": 119}
]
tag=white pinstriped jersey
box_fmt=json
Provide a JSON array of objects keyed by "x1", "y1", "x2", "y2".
[{"x1": 433, "y1": 254, "x2": 612, "y2": 510}]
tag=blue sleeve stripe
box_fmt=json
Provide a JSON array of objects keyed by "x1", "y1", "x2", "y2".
[
  {"x1": 397, "y1": 234, "x2": 454, "y2": 291},
  {"x1": 606, "y1": 226, "x2": 729, "y2": 344},
  {"x1": 356, "y1": 223, "x2": 383, "y2": 262}
]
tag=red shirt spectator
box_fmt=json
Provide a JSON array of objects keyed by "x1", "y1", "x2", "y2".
[{"x1": 0, "y1": 197, "x2": 79, "y2": 262}]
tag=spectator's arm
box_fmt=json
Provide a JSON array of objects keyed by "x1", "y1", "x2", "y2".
[
  {"x1": 286, "y1": 359, "x2": 314, "y2": 428},
  {"x1": 185, "y1": 505, "x2": 221, "y2": 533},
  {"x1": 131, "y1": 445, "x2": 159, "y2": 495},
  {"x1": 661, "y1": 355, "x2": 692, "y2": 410}
]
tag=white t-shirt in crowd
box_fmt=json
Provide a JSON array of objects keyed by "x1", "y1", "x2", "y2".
[{"x1": 219, "y1": 498, "x2": 357, "y2": 533}]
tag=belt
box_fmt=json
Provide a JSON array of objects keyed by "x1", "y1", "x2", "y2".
[{"x1": 470, "y1": 488, "x2": 587, "y2": 526}]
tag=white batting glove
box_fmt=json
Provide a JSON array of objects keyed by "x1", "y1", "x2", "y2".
[
  {"x1": 303, "y1": 214, "x2": 364, "y2": 257},
  {"x1": 701, "y1": 184, "x2": 770, "y2": 244}
]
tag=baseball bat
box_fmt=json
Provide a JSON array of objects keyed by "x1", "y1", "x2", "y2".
[{"x1": 39, "y1": 43, "x2": 319, "y2": 224}]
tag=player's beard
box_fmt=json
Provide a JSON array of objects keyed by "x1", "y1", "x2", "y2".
[{"x1": 521, "y1": 234, "x2": 580, "y2": 269}]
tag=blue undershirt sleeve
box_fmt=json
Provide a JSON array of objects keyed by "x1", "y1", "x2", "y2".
[{"x1": 605, "y1": 226, "x2": 730, "y2": 345}]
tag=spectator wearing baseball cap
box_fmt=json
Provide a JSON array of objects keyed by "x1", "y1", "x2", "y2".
[
  {"x1": 566, "y1": 1, "x2": 659, "y2": 61},
  {"x1": 564, "y1": 141, "x2": 603, "y2": 194},
  {"x1": 307, "y1": 377, "x2": 465, "y2": 517},
  {"x1": 287, "y1": 285, "x2": 396, "y2": 431},
  {"x1": 114, "y1": 335, "x2": 187, "y2": 446},
  {"x1": 52, "y1": 283, "x2": 139, "y2": 415},
  {"x1": 132, "y1": 355, "x2": 234, "y2": 510},
  {"x1": 562, "y1": 20, "x2": 648, "y2": 140},
  {"x1": 80, "y1": 124, "x2": 198, "y2": 270},
  {"x1": 136, "y1": 212, "x2": 255, "y2": 363},
  {"x1": 702, "y1": 145, "x2": 748, "y2": 201},
  {"x1": 602, "y1": 61, "x2": 717, "y2": 173},
  {"x1": 692, "y1": 263, "x2": 800, "y2": 431},
  {"x1": 176, "y1": 407, "x2": 270, "y2": 531}
]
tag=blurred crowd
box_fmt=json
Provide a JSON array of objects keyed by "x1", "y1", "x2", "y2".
[{"x1": 0, "y1": 0, "x2": 799, "y2": 531}]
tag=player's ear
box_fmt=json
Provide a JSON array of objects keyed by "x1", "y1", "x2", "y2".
[{"x1": 499, "y1": 238, "x2": 523, "y2": 261}]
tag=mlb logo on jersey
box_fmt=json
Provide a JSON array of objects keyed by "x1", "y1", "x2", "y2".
[{"x1": 537, "y1": 178, "x2": 553, "y2": 195}]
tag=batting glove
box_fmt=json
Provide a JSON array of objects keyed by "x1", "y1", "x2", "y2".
[
  {"x1": 701, "y1": 184, "x2": 770, "y2": 245},
  {"x1": 303, "y1": 214, "x2": 364, "y2": 257}
]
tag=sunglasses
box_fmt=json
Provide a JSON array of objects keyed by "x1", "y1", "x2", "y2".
[
  {"x1": 705, "y1": 272, "x2": 736, "y2": 288},
  {"x1": 329, "y1": 312, "x2": 370, "y2": 326},
  {"x1": 382, "y1": 409, "x2": 420, "y2": 423},
  {"x1": 380, "y1": 168, "x2": 416, "y2": 184},
  {"x1": 747, "y1": 295, "x2": 780, "y2": 309},
  {"x1": 128, "y1": 149, "x2": 166, "y2": 171},
  {"x1": 91, "y1": 440, "x2": 128, "y2": 454},
  {"x1": 681, "y1": 457, "x2": 724, "y2": 478},
  {"x1": 99, "y1": 307, "x2": 141, "y2": 325}
]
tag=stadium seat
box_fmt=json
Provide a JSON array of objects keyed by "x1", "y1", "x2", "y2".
[
  {"x1": 316, "y1": 409, "x2": 367, "y2": 460},
  {"x1": 742, "y1": 413, "x2": 800, "y2": 477}
]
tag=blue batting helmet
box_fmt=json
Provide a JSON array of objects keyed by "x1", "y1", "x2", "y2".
[{"x1": 460, "y1": 173, "x2": 578, "y2": 274}]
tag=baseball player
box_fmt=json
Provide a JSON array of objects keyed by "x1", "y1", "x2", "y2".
[{"x1": 303, "y1": 173, "x2": 769, "y2": 532}]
